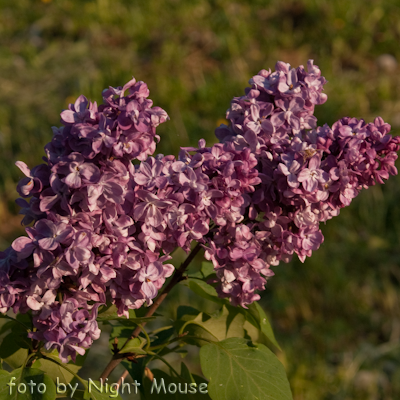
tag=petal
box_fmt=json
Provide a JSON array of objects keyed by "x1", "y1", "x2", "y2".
[
  {"x1": 27, "y1": 296, "x2": 42, "y2": 311},
  {"x1": 297, "y1": 169, "x2": 310, "y2": 182},
  {"x1": 38, "y1": 237, "x2": 58, "y2": 251},
  {"x1": 80, "y1": 163, "x2": 101, "y2": 183},
  {"x1": 64, "y1": 172, "x2": 81, "y2": 188},
  {"x1": 134, "y1": 173, "x2": 151, "y2": 186},
  {"x1": 74, "y1": 95, "x2": 89, "y2": 113},
  {"x1": 12, "y1": 237, "x2": 35, "y2": 258},
  {"x1": 163, "y1": 263, "x2": 175, "y2": 278},
  {"x1": 75, "y1": 247, "x2": 92, "y2": 262},
  {"x1": 287, "y1": 174, "x2": 299, "y2": 187},
  {"x1": 141, "y1": 281, "x2": 157, "y2": 299},
  {"x1": 308, "y1": 156, "x2": 320, "y2": 170},
  {"x1": 287, "y1": 113, "x2": 300, "y2": 130},
  {"x1": 250, "y1": 104, "x2": 260, "y2": 121},
  {"x1": 261, "y1": 119, "x2": 274, "y2": 134},
  {"x1": 15, "y1": 161, "x2": 31, "y2": 177},
  {"x1": 56, "y1": 226, "x2": 75, "y2": 244},
  {"x1": 36, "y1": 219, "x2": 56, "y2": 237},
  {"x1": 133, "y1": 202, "x2": 148, "y2": 221},
  {"x1": 17, "y1": 177, "x2": 35, "y2": 196},
  {"x1": 270, "y1": 112, "x2": 285, "y2": 127},
  {"x1": 303, "y1": 178, "x2": 318, "y2": 192},
  {"x1": 146, "y1": 205, "x2": 163, "y2": 227},
  {"x1": 60, "y1": 110, "x2": 76, "y2": 124}
]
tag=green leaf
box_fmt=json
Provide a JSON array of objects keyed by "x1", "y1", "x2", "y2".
[
  {"x1": 200, "y1": 338, "x2": 292, "y2": 400},
  {"x1": 109, "y1": 326, "x2": 147, "y2": 355},
  {"x1": 182, "y1": 280, "x2": 281, "y2": 350},
  {"x1": 33, "y1": 352, "x2": 82, "y2": 385},
  {"x1": 0, "y1": 321, "x2": 16, "y2": 336},
  {"x1": 15, "y1": 314, "x2": 32, "y2": 331},
  {"x1": 182, "y1": 279, "x2": 281, "y2": 349},
  {"x1": 121, "y1": 358, "x2": 146, "y2": 397},
  {"x1": 176, "y1": 306, "x2": 199, "y2": 320},
  {"x1": 0, "y1": 368, "x2": 56, "y2": 400},
  {"x1": 142, "y1": 369, "x2": 211, "y2": 399},
  {"x1": 246, "y1": 302, "x2": 281, "y2": 350},
  {"x1": 97, "y1": 304, "x2": 155, "y2": 324},
  {"x1": 149, "y1": 326, "x2": 175, "y2": 348},
  {"x1": 113, "y1": 317, "x2": 156, "y2": 327},
  {"x1": 62, "y1": 389, "x2": 85, "y2": 399},
  {"x1": 182, "y1": 279, "x2": 228, "y2": 306},
  {"x1": 83, "y1": 380, "x2": 123, "y2": 400},
  {"x1": 0, "y1": 334, "x2": 29, "y2": 369},
  {"x1": 179, "y1": 363, "x2": 195, "y2": 384},
  {"x1": 242, "y1": 319, "x2": 262, "y2": 343},
  {"x1": 188, "y1": 262, "x2": 215, "y2": 280},
  {"x1": 179, "y1": 306, "x2": 245, "y2": 346},
  {"x1": 200, "y1": 262, "x2": 215, "y2": 278},
  {"x1": 97, "y1": 304, "x2": 126, "y2": 319},
  {"x1": 0, "y1": 314, "x2": 32, "y2": 333},
  {"x1": 119, "y1": 338, "x2": 147, "y2": 355}
]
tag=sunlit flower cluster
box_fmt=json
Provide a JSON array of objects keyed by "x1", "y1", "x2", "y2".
[
  {"x1": 210, "y1": 61, "x2": 399, "y2": 306},
  {"x1": 0, "y1": 60, "x2": 398, "y2": 361}
]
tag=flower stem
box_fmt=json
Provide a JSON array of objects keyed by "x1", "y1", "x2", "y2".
[{"x1": 98, "y1": 242, "x2": 202, "y2": 381}]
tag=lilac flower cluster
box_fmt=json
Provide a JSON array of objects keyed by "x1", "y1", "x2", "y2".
[
  {"x1": 1, "y1": 78, "x2": 173, "y2": 360},
  {"x1": 0, "y1": 60, "x2": 398, "y2": 362},
  {"x1": 210, "y1": 60, "x2": 399, "y2": 306}
]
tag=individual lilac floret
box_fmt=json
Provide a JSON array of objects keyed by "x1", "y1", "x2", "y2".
[
  {"x1": 297, "y1": 156, "x2": 328, "y2": 192},
  {"x1": 15, "y1": 162, "x2": 50, "y2": 197}
]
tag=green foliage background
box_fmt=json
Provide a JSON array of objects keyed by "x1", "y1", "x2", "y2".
[{"x1": 1, "y1": 0, "x2": 400, "y2": 399}]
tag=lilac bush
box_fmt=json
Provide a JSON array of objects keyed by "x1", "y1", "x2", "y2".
[{"x1": 0, "y1": 60, "x2": 398, "y2": 396}]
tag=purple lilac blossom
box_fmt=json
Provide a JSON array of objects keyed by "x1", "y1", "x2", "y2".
[{"x1": 1, "y1": 60, "x2": 398, "y2": 362}]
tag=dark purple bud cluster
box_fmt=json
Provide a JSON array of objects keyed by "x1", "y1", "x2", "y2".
[{"x1": 0, "y1": 61, "x2": 398, "y2": 362}]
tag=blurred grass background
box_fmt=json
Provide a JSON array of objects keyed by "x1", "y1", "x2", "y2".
[{"x1": 1, "y1": 0, "x2": 400, "y2": 398}]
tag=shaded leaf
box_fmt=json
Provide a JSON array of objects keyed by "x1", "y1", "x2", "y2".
[
  {"x1": 180, "y1": 363, "x2": 195, "y2": 384},
  {"x1": 149, "y1": 326, "x2": 175, "y2": 348},
  {"x1": 200, "y1": 262, "x2": 215, "y2": 278},
  {"x1": 33, "y1": 351, "x2": 82, "y2": 385},
  {"x1": 121, "y1": 358, "x2": 146, "y2": 397},
  {"x1": 0, "y1": 334, "x2": 29, "y2": 369},
  {"x1": 0, "y1": 321, "x2": 16, "y2": 336},
  {"x1": 15, "y1": 314, "x2": 32, "y2": 331},
  {"x1": 0, "y1": 368, "x2": 56, "y2": 400},
  {"x1": 188, "y1": 262, "x2": 215, "y2": 280},
  {"x1": 97, "y1": 305, "x2": 155, "y2": 324},
  {"x1": 176, "y1": 306, "x2": 199, "y2": 321},
  {"x1": 246, "y1": 302, "x2": 281, "y2": 350},
  {"x1": 182, "y1": 279, "x2": 228, "y2": 306},
  {"x1": 109, "y1": 326, "x2": 147, "y2": 355},
  {"x1": 179, "y1": 306, "x2": 245, "y2": 346},
  {"x1": 182, "y1": 280, "x2": 281, "y2": 350}
]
